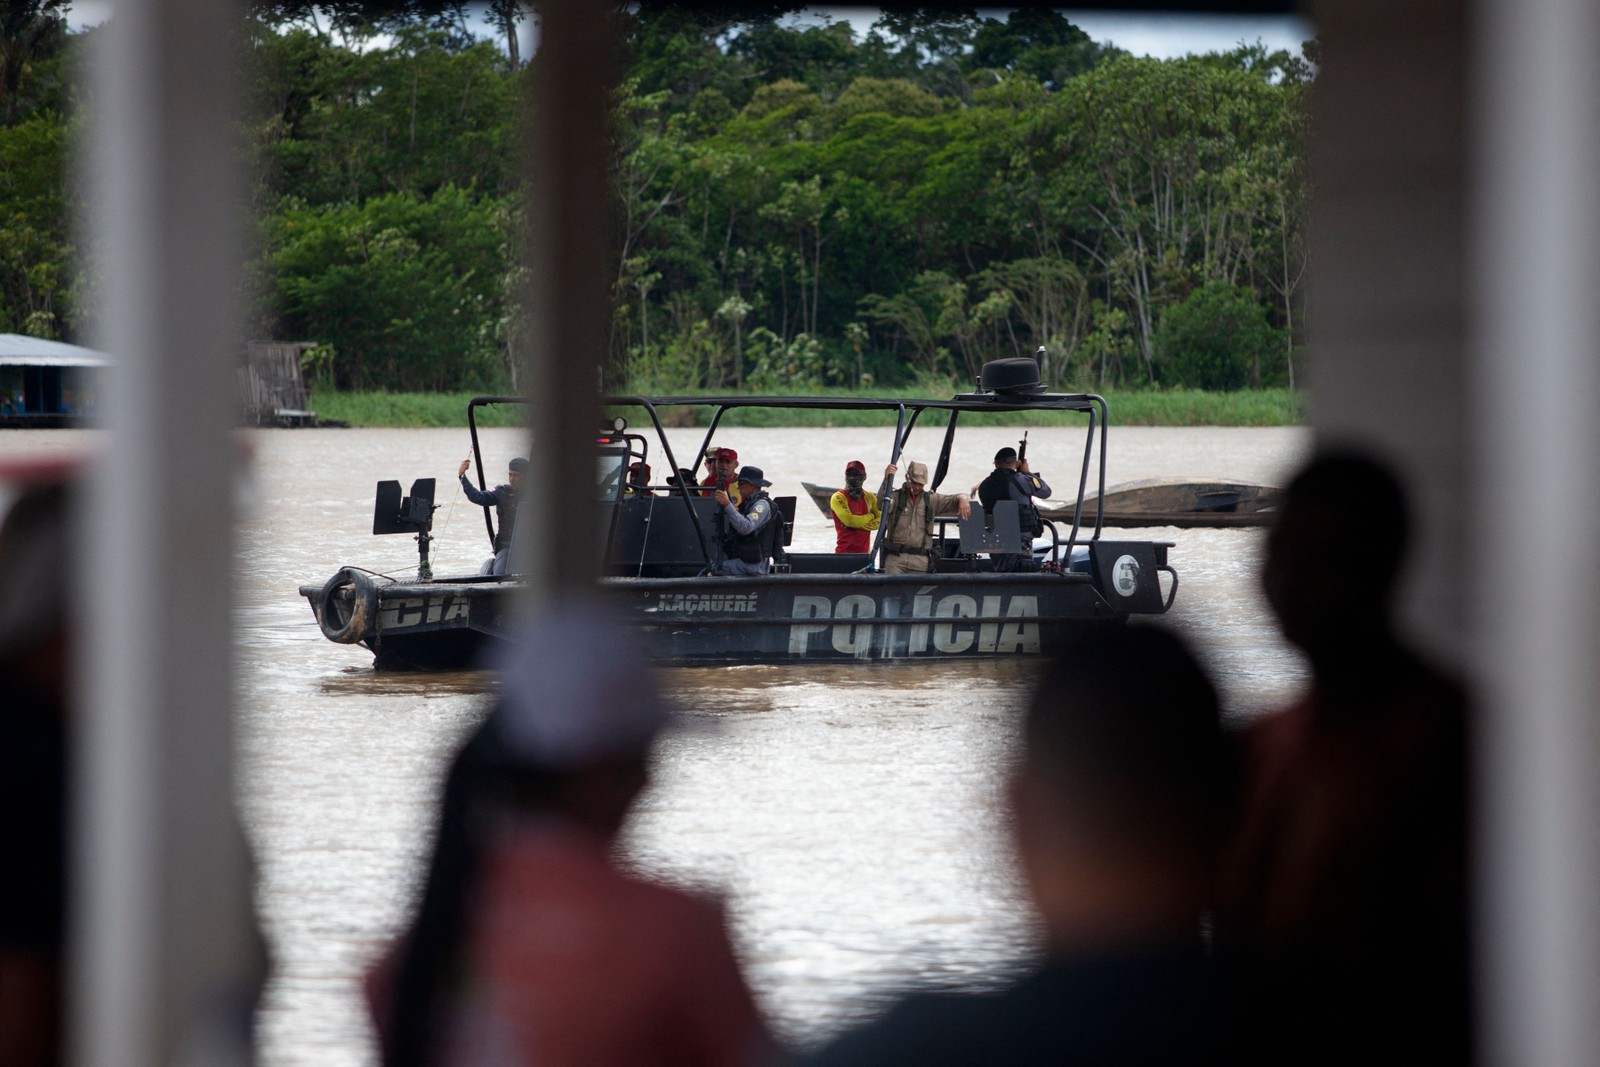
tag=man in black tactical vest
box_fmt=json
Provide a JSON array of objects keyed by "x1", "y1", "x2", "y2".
[
  {"x1": 715, "y1": 466, "x2": 779, "y2": 575},
  {"x1": 978, "y1": 447, "x2": 1051, "y2": 572}
]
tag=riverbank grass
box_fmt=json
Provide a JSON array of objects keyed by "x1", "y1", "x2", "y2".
[
  {"x1": 311, "y1": 387, "x2": 1303, "y2": 429},
  {"x1": 312, "y1": 391, "x2": 527, "y2": 428}
]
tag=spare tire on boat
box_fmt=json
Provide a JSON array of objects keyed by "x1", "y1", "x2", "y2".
[{"x1": 317, "y1": 567, "x2": 382, "y2": 644}]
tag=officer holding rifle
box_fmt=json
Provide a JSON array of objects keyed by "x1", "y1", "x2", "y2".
[{"x1": 977, "y1": 437, "x2": 1051, "y2": 572}]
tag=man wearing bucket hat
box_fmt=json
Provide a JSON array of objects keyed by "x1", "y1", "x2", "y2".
[
  {"x1": 374, "y1": 608, "x2": 773, "y2": 1065},
  {"x1": 879, "y1": 460, "x2": 971, "y2": 574},
  {"x1": 714, "y1": 465, "x2": 779, "y2": 575},
  {"x1": 829, "y1": 460, "x2": 881, "y2": 554}
]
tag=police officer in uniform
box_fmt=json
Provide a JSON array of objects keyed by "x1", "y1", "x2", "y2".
[
  {"x1": 715, "y1": 466, "x2": 778, "y2": 575},
  {"x1": 879, "y1": 460, "x2": 971, "y2": 575},
  {"x1": 458, "y1": 456, "x2": 526, "y2": 575},
  {"x1": 978, "y1": 447, "x2": 1050, "y2": 572}
]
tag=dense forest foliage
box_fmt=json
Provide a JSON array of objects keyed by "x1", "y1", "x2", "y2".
[{"x1": 0, "y1": 3, "x2": 1311, "y2": 394}]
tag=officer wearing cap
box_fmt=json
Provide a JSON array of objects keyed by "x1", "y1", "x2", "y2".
[
  {"x1": 879, "y1": 460, "x2": 971, "y2": 574},
  {"x1": 829, "y1": 459, "x2": 880, "y2": 554},
  {"x1": 714, "y1": 466, "x2": 778, "y2": 575},
  {"x1": 457, "y1": 455, "x2": 526, "y2": 575}
]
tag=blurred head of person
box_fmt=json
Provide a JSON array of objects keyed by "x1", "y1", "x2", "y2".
[
  {"x1": 475, "y1": 607, "x2": 671, "y2": 836},
  {"x1": 1015, "y1": 625, "x2": 1234, "y2": 954},
  {"x1": 386, "y1": 609, "x2": 672, "y2": 1062},
  {"x1": 627, "y1": 461, "x2": 651, "y2": 491},
  {"x1": 713, "y1": 447, "x2": 739, "y2": 482},
  {"x1": 0, "y1": 465, "x2": 78, "y2": 1067},
  {"x1": 1262, "y1": 451, "x2": 1409, "y2": 656},
  {"x1": 507, "y1": 456, "x2": 527, "y2": 490},
  {"x1": 903, "y1": 460, "x2": 929, "y2": 493},
  {"x1": 0, "y1": 473, "x2": 74, "y2": 702}
]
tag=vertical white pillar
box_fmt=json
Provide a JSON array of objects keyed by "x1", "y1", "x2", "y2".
[
  {"x1": 1304, "y1": 0, "x2": 1470, "y2": 661},
  {"x1": 1471, "y1": 0, "x2": 1600, "y2": 1063},
  {"x1": 75, "y1": 2, "x2": 256, "y2": 1065},
  {"x1": 517, "y1": 0, "x2": 610, "y2": 604}
]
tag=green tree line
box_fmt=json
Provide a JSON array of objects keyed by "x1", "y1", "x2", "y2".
[{"x1": 0, "y1": 3, "x2": 1310, "y2": 394}]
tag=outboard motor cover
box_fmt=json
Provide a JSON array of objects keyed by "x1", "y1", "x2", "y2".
[{"x1": 979, "y1": 357, "x2": 1044, "y2": 396}]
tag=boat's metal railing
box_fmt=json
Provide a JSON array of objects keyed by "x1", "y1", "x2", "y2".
[{"x1": 466, "y1": 394, "x2": 526, "y2": 550}]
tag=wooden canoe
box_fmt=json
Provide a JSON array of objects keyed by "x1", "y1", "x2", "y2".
[{"x1": 802, "y1": 478, "x2": 1281, "y2": 529}]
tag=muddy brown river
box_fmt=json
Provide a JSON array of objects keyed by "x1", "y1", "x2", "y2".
[{"x1": 5, "y1": 423, "x2": 1311, "y2": 1064}]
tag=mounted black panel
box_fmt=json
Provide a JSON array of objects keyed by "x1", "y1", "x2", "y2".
[
  {"x1": 959, "y1": 501, "x2": 1024, "y2": 553},
  {"x1": 373, "y1": 478, "x2": 436, "y2": 535}
]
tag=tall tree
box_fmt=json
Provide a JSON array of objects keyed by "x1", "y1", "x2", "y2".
[{"x1": 0, "y1": 0, "x2": 66, "y2": 123}]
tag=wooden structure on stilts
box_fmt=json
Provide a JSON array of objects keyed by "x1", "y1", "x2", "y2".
[{"x1": 238, "y1": 341, "x2": 322, "y2": 427}]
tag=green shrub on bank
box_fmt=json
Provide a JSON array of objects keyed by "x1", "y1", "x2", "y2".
[
  {"x1": 1104, "y1": 388, "x2": 1303, "y2": 426},
  {"x1": 1154, "y1": 282, "x2": 1289, "y2": 389},
  {"x1": 310, "y1": 387, "x2": 1302, "y2": 429},
  {"x1": 311, "y1": 391, "x2": 526, "y2": 428}
]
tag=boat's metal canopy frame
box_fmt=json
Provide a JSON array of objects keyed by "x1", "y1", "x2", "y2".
[{"x1": 464, "y1": 390, "x2": 1112, "y2": 573}]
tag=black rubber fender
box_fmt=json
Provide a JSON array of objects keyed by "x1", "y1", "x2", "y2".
[{"x1": 317, "y1": 567, "x2": 380, "y2": 644}]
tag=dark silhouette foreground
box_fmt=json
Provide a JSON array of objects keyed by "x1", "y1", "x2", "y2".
[
  {"x1": 374, "y1": 608, "x2": 773, "y2": 1067},
  {"x1": 1218, "y1": 452, "x2": 1473, "y2": 1065},
  {"x1": 807, "y1": 625, "x2": 1235, "y2": 1066}
]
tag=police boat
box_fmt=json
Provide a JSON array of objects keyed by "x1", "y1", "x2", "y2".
[{"x1": 298, "y1": 356, "x2": 1178, "y2": 669}]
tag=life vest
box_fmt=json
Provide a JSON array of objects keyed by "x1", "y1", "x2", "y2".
[
  {"x1": 978, "y1": 468, "x2": 1042, "y2": 538},
  {"x1": 722, "y1": 489, "x2": 777, "y2": 564},
  {"x1": 883, "y1": 487, "x2": 936, "y2": 553},
  {"x1": 700, "y1": 474, "x2": 741, "y2": 505}
]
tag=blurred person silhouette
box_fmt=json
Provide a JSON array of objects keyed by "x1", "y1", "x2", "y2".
[
  {"x1": 0, "y1": 475, "x2": 72, "y2": 1066},
  {"x1": 0, "y1": 465, "x2": 265, "y2": 1067},
  {"x1": 1218, "y1": 452, "x2": 1472, "y2": 1064},
  {"x1": 806, "y1": 625, "x2": 1235, "y2": 1066},
  {"x1": 375, "y1": 607, "x2": 774, "y2": 1067}
]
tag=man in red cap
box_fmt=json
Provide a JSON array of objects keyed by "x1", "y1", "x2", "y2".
[
  {"x1": 625, "y1": 461, "x2": 653, "y2": 497},
  {"x1": 829, "y1": 459, "x2": 880, "y2": 554},
  {"x1": 701, "y1": 446, "x2": 741, "y2": 505}
]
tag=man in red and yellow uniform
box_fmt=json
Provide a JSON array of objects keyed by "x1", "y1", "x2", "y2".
[
  {"x1": 829, "y1": 459, "x2": 880, "y2": 553},
  {"x1": 701, "y1": 446, "x2": 742, "y2": 505}
]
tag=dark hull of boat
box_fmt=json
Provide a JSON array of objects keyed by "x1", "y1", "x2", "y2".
[{"x1": 299, "y1": 542, "x2": 1173, "y2": 670}]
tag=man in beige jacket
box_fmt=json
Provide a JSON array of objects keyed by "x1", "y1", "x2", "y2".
[{"x1": 877, "y1": 460, "x2": 971, "y2": 574}]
